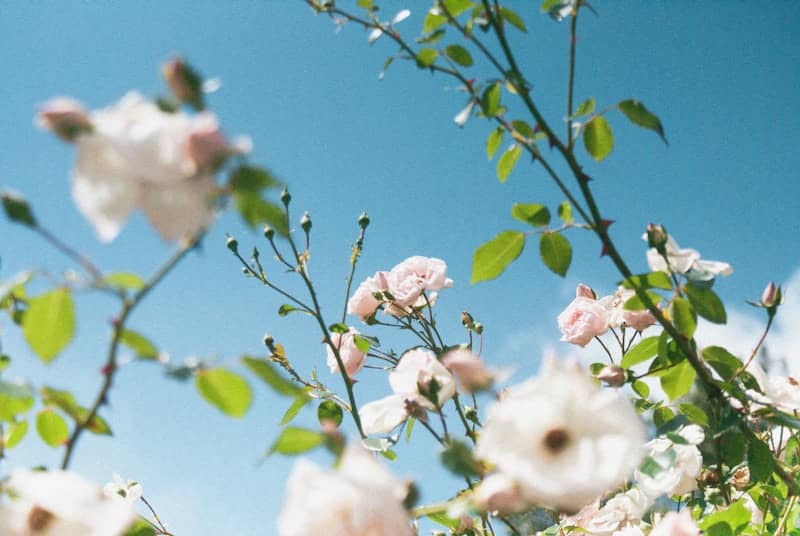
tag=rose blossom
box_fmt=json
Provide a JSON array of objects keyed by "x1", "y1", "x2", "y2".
[
  {"x1": 102, "y1": 473, "x2": 143, "y2": 504},
  {"x1": 472, "y1": 473, "x2": 526, "y2": 514},
  {"x1": 600, "y1": 287, "x2": 657, "y2": 332},
  {"x1": 386, "y1": 256, "x2": 452, "y2": 308},
  {"x1": 0, "y1": 469, "x2": 136, "y2": 536},
  {"x1": 649, "y1": 511, "x2": 699, "y2": 536},
  {"x1": 636, "y1": 425, "x2": 704, "y2": 499},
  {"x1": 442, "y1": 347, "x2": 495, "y2": 392},
  {"x1": 564, "y1": 488, "x2": 650, "y2": 536},
  {"x1": 557, "y1": 284, "x2": 610, "y2": 346},
  {"x1": 278, "y1": 442, "x2": 413, "y2": 536},
  {"x1": 643, "y1": 234, "x2": 732, "y2": 281},
  {"x1": 347, "y1": 271, "x2": 389, "y2": 321},
  {"x1": 326, "y1": 327, "x2": 367, "y2": 378},
  {"x1": 475, "y1": 358, "x2": 646, "y2": 512}
]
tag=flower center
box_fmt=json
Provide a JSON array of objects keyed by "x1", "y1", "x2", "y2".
[
  {"x1": 543, "y1": 427, "x2": 570, "y2": 454},
  {"x1": 27, "y1": 506, "x2": 55, "y2": 532}
]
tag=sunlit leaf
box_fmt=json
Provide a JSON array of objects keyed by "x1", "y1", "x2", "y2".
[
  {"x1": 36, "y1": 409, "x2": 69, "y2": 447},
  {"x1": 618, "y1": 99, "x2": 668, "y2": 144},
  {"x1": 471, "y1": 231, "x2": 525, "y2": 284},
  {"x1": 583, "y1": 116, "x2": 614, "y2": 161},
  {"x1": 195, "y1": 368, "x2": 252, "y2": 418},
  {"x1": 539, "y1": 233, "x2": 572, "y2": 277},
  {"x1": 22, "y1": 288, "x2": 75, "y2": 363}
]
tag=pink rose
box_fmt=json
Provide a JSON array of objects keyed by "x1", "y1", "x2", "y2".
[
  {"x1": 37, "y1": 98, "x2": 92, "y2": 142},
  {"x1": 347, "y1": 271, "x2": 389, "y2": 321},
  {"x1": 557, "y1": 285, "x2": 610, "y2": 346},
  {"x1": 326, "y1": 328, "x2": 366, "y2": 378},
  {"x1": 386, "y1": 256, "x2": 452, "y2": 307},
  {"x1": 186, "y1": 113, "x2": 232, "y2": 172},
  {"x1": 650, "y1": 511, "x2": 699, "y2": 536},
  {"x1": 442, "y1": 348, "x2": 494, "y2": 392}
]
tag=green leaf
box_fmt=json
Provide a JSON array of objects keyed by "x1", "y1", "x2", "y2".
[
  {"x1": 416, "y1": 48, "x2": 438, "y2": 67},
  {"x1": 317, "y1": 400, "x2": 344, "y2": 427},
  {"x1": 235, "y1": 194, "x2": 288, "y2": 236},
  {"x1": 486, "y1": 127, "x2": 504, "y2": 159},
  {"x1": 353, "y1": 335, "x2": 371, "y2": 353},
  {"x1": 621, "y1": 271, "x2": 673, "y2": 291},
  {"x1": 685, "y1": 283, "x2": 727, "y2": 324},
  {"x1": 499, "y1": 6, "x2": 527, "y2": 32},
  {"x1": 623, "y1": 290, "x2": 663, "y2": 310},
  {"x1": 427, "y1": 511, "x2": 460, "y2": 530},
  {"x1": 679, "y1": 403, "x2": 709, "y2": 426},
  {"x1": 481, "y1": 83, "x2": 501, "y2": 117},
  {"x1": 123, "y1": 519, "x2": 158, "y2": 536},
  {"x1": 39, "y1": 386, "x2": 111, "y2": 435},
  {"x1": 511, "y1": 203, "x2": 550, "y2": 227},
  {"x1": 573, "y1": 97, "x2": 595, "y2": 118},
  {"x1": 423, "y1": 12, "x2": 447, "y2": 33},
  {"x1": 699, "y1": 500, "x2": 751, "y2": 534},
  {"x1": 242, "y1": 356, "x2": 301, "y2": 397},
  {"x1": 671, "y1": 296, "x2": 697, "y2": 338},
  {"x1": 0, "y1": 354, "x2": 10, "y2": 372},
  {"x1": 3, "y1": 420, "x2": 29, "y2": 449},
  {"x1": 269, "y1": 426, "x2": 325, "y2": 456},
  {"x1": 497, "y1": 144, "x2": 522, "y2": 182},
  {"x1": 440, "y1": 439, "x2": 479, "y2": 477},
  {"x1": 195, "y1": 368, "x2": 252, "y2": 418},
  {"x1": 660, "y1": 360, "x2": 696, "y2": 401},
  {"x1": 1, "y1": 192, "x2": 36, "y2": 226},
  {"x1": 470, "y1": 231, "x2": 525, "y2": 284},
  {"x1": 702, "y1": 346, "x2": 742, "y2": 382},
  {"x1": 539, "y1": 233, "x2": 572, "y2": 277},
  {"x1": 618, "y1": 99, "x2": 668, "y2": 144},
  {"x1": 632, "y1": 380, "x2": 650, "y2": 398},
  {"x1": 0, "y1": 381, "x2": 34, "y2": 421},
  {"x1": 511, "y1": 120, "x2": 535, "y2": 139},
  {"x1": 22, "y1": 288, "x2": 75, "y2": 363},
  {"x1": 279, "y1": 393, "x2": 311, "y2": 425},
  {"x1": 103, "y1": 272, "x2": 145, "y2": 291},
  {"x1": 621, "y1": 336, "x2": 659, "y2": 368},
  {"x1": 557, "y1": 201, "x2": 573, "y2": 223},
  {"x1": 443, "y1": 0, "x2": 475, "y2": 17},
  {"x1": 748, "y1": 438, "x2": 776, "y2": 483},
  {"x1": 36, "y1": 409, "x2": 69, "y2": 447},
  {"x1": 119, "y1": 329, "x2": 158, "y2": 360},
  {"x1": 444, "y1": 44, "x2": 473, "y2": 67},
  {"x1": 278, "y1": 304, "x2": 304, "y2": 317},
  {"x1": 583, "y1": 116, "x2": 614, "y2": 161},
  {"x1": 229, "y1": 165, "x2": 280, "y2": 194}
]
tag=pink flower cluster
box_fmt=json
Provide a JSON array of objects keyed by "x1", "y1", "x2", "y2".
[
  {"x1": 347, "y1": 256, "x2": 453, "y2": 321},
  {"x1": 557, "y1": 283, "x2": 657, "y2": 347}
]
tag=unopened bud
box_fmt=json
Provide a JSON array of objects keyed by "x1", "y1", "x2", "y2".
[
  {"x1": 357, "y1": 211, "x2": 370, "y2": 229},
  {"x1": 461, "y1": 311, "x2": 474, "y2": 329},
  {"x1": 732, "y1": 466, "x2": 750, "y2": 490},
  {"x1": 162, "y1": 57, "x2": 204, "y2": 110},
  {"x1": 646, "y1": 223, "x2": 668, "y2": 253},
  {"x1": 37, "y1": 98, "x2": 92, "y2": 142},
  {"x1": 473, "y1": 322, "x2": 484, "y2": 335},
  {"x1": 300, "y1": 211, "x2": 312, "y2": 233},
  {"x1": 596, "y1": 365, "x2": 626, "y2": 387},
  {"x1": 263, "y1": 333, "x2": 275, "y2": 349},
  {"x1": 226, "y1": 235, "x2": 238, "y2": 253},
  {"x1": 263, "y1": 225, "x2": 275, "y2": 240},
  {"x1": 761, "y1": 281, "x2": 778, "y2": 308},
  {"x1": 280, "y1": 187, "x2": 291, "y2": 206}
]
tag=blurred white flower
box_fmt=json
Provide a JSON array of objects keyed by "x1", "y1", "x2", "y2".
[
  {"x1": 649, "y1": 510, "x2": 699, "y2": 536},
  {"x1": 359, "y1": 393, "x2": 410, "y2": 436},
  {"x1": 102, "y1": 473, "x2": 143, "y2": 504},
  {"x1": 636, "y1": 425, "x2": 704, "y2": 499},
  {"x1": 472, "y1": 473, "x2": 527, "y2": 514},
  {"x1": 475, "y1": 358, "x2": 646, "y2": 512},
  {"x1": 0, "y1": 469, "x2": 136, "y2": 536},
  {"x1": 745, "y1": 362, "x2": 800, "y2": 415},
  {"x1": 643, "y1": 235, "x2": 732, "y2": 281},
  {"x1": 442, "y1": 347, "x2": 495, "y2": 392},
  {"x1": 278, "y1": 442, "x2": 413, "y2": 536},
  {"x1": 565, "y1": 488, "x2": 651, "y2": 536}
]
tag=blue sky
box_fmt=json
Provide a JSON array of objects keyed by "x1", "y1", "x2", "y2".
[{"x1": 1, "y1": 2, "x2": 799, "y2": 534}]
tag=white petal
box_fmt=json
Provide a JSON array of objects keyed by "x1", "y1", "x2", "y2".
[
  {"x1": 453, "y1": 101, "x2": 474, "y2": 127},
  {"x1": 368, "y1": 27, "x2": 384, "y2": 44},
  {"x1": 359, "y1": 394, "x2": 408, "y2": 435},
  {"x1": 391, "y1": 9, "x2": 411, "y2": 24},
  {"x1": 140, "y1": 174, "x2": 216, "y2": 241}
]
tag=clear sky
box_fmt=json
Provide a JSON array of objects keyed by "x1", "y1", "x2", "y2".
[{"x1": 1, "y1": 2, "x2": 799, "y2": 534}]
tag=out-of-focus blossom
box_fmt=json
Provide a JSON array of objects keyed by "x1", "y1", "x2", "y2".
[
  {"x1": 475, "y1": 358, "x2": 646, "y2": 512},
  {"x1": 367, "y1": 9, "x2": 411, "y2": 44},
  {"x1": 745, "y1": 362, "x2": 800, "y2": 415},
  {"x1": 102, "y1": 473, "x2": 143, "y2": 504},
  {"x1": 564, "y1": 488, "x2": 650, "y2": 535},
  {"x1": 37, "y1": 98, "x2": 92, "y2": 142},
  {"x1": 636, "y1": 425, "x2": 704, "y2": 499},
  {"x1": 0, "y1": 469, "x2": 136, "y2": 536},
  {"x1": 442, "y1": 347, "x2": 495, "y2": 392},
  {"x1": 359, "y1": 394, "x2": 411, "y2": 436},
  {"x1": 649, "y1": 511, "x2": 699, "y2": 536},
  {"x1": 596, "y1": 365, "x2": 626, "y2": 388},
  {"x1": 277, "y1": 442, "x2": 413, "y2": 536},
  {"x1": 162, "y1": 57, "x2": 204, "y2": 109},
  {"x1": 472, "y1": 473, "x2": 526, "y2": 514},
  {"x1": 558, "y1": 284, "x2": 610, "y2": 346},
  {"x1": 643, "y1": 234, "x2": 732, "y2": 281},
  {"x1": 326, "y1": 327, "x2": 367, "y2": 378}
]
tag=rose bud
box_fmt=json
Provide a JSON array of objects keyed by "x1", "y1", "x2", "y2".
[
  {"x1": 37, "y1": 98, "x2": 92, "y2": 142},
  {"x1": 761, "y1": 281, "x2": 778, "y2": 308},
  {"x1": 596, "y1": 365, "x2": 626, "y2": 387},
  {"x1": 162, "y1": 57, "x2": 204, "y2": 110}
]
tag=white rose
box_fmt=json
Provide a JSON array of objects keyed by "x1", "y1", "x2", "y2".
[
  {"x1": 386, "y1": 256, "x2": 452, "y2": 307},
  {"x1": 475, "y1": 358, "x2": 646, "y2": 512},
  {"x1": 389, "y1": 348, "x2": 456, "y2": 409},
  {"x1": 278, "y1": 442, "x2": 413, "y2": 536},
  {"x1": 326, "y1": 327, "x2": 367, "y2": 378},
  {"x1": 636, "y1": 425, "x2": 704, "y2": 499},
  {"x1": 649, "y1": 511, "x2": 699, "y2": 536},
  {"x1": 643, "y1": 234, "x2": 732, "y2": 280}
]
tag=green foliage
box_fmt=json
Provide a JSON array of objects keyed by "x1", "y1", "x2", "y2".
[
  {"x1": 317, "y1": 400, "x2": 344, "y2": 427},
  {"x1": 0, "y1": 381, "x2": 34, "y2": 421},
  {"x1": 702, "y1": 346, "x2": 742, "y2": 382},
  {"x1": 280, "y1": 394, "x2": 311, "y2": 426},
  {"x1": 416, "y1": 48, "x2": 438, "y2": 68},
  {"x1": 235, "y1": 195, "x2": 288, "y2": 235},
  {"x1": 443, "y1": 0, "x2": 475, "y2": 17},
  {"x1": 119, "y1": 329, "x2": 158, "y2": 360},
  {"x1": 481, "y1": 83, "x2": 501, "y2": 117},
  {"x1": 660, "y1": 360, "x2": 696, "y2": 400},
  {"x1": 557, "y1": 201, "x2": 573, "y2": 223},
  {"x1": 748, "y1": 439, "x2": 777, "y2": 483},
  {"x1": 103, "y1": 272, "x2": 145, "y2": 291},
  {"x1": 242, "y1": 356, "x2": 302, "y2": 397},
  {"x1": 583, "y1": 116, "x2": 614, "y2": 161},
  {"x1": 499, "y1": 6, "x2": 527, "y2": 32},
  {"x1": 195, "y1": 368, "x2": 252, "y2": 418},
  {"x1": 497, "y1": 144, "x2": 522, "y2": 182},
  {"x1": 444, "y1": 44, "x2": 473, "y2": 67},
  {"x1": 269, "y1": 426, "x2": 325, "y2": 456},
  {"x1": 623, "y1": 290, "x2": 663, "y2": 311},
  {"x1": 486, "y1": 127, "x2": 504, "y2": 159},
  {"x1": 440, "y1": 439, "x2": 479, "y2": 477},
  {"x1": 621, "y1": 336, "x2": 659, "y2": 369},
  {"x1": 573, "y1": 97, "x2": 595, "y2": 118},
  {"x1": 678, "y1": 403, "x2": 709, "y2": 426},
  {"x1": 621, "y1": 271, "x2": 673, "y2": 290},
  {"x1": 40, "y1": 386, "x2": 112, "y2": 435},
  {"x1": 22, "y1": 288, "x2": 76, "y2": 363},
  {"x1": 698, "y1": 500, "x2": 751, "y2": 535},
  {"x1": 618, "y1": 99, "x2": 668, "y2": 144},
  {"x1": 3, "y1": 420, "x2": 29, "y2": 449},
  {"x1": 123, "y1": 519, "x2": 158, "y2": 536},
  {"x1": 471, "y1": 230, "x2": 525, "y2": 283},
  {"x1": 685, "y1": 283, "x2": 727, "y2": 324},
  {"x1": 670, "y1": 296, "x2": 697, "y2": 338},
  {"x1": 1, "y1": 192, "x2": 36, "y2": 226},
  {"x1": 36, "y1": 409, "x2": 69, "y2": 447},
  {"x1": 539, "y1": 232, "x2": 572, "y2": 277},
  {"x1": 511, "y1": 203, "x2": 550, "y2": 227}
]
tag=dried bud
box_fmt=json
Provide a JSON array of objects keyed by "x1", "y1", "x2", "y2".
[
  {"x1": 162, "y1": 57, "x2": 204, "y2": 110},
  {"x1": 732, "y1": 466, "x2": 750, "y2": 490},
  {"x1": 461, "y1": 311, "x2": 475, "y2": 329},
  {"x1": 300, "y1": 211, "x2": 312, "y2": 233},
  {"x1": 357, "y1": 211, "x2": 370, "y2": 229},
  {"x1": 700, "y1": 469, "x2": 720, "y2": 486},
  {"x1": 263, "y1": 332, "x2": 275, "y2": 349},
  {"x1": 646, "y1": 223, "x2": 668, "y2": 253},
  {"x1": 226, "y1": 235, "x2": 238, "y2": 253},
  {"x1": 473, "y1": 322, "x2": 484, "y2": 335},
  {"x1": 37, "y1": 98, "x2": 92, "y2": 142},
  {"x1": 280, "y1": 187, "x2": 292, "y2": 206},
  {"x1": 596, "y1": 365, "x2": 626, "y2": 387},
  {"x1": 761, "y1": 281, "x2": 778, "y2": 308},
  {"x1": 263, "y1": 225, "x2": 275, "y2": 240}
]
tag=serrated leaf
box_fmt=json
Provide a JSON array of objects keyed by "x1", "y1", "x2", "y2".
[
  {"x1": 621, "y1": 336, "x2": 659, "y2": 369},
  {"x1": 574, "y1": 97, "x2": 595, "y2": 118},
  {"x1": 103, "y1": 272, "x2": 145, "y2": 291},
  {"x1": 22, "y1": 288, "x2": 75, "y2": 363},
  {"x1": 471, "y1": 231, "x2": 525, "y2": 284},
  {"x1": 583, "y1": 116, "x2": 614, "y2": 161},
  {"x1": 195, "y1": 368, "x2": 252, "y2": 418},
  {"x1": 660, "y1": 360, "x2": 696, "y2": 401},
  {"x1": 481, "y1": 83, "x2": 501, "y2": 117},
  {"x1": 618, "y1": 99, "x2": 667, "y2": 144},
  {"x1": 1, "y1": 192, "x2": 36, "y2": 226},
  {"x1": 685, "y1": 283, "x2": 726, "y2": 324},
  {"x1": 702, "y1": 346, "x2": 742, "y2": 382},
  {"x1": 318, "y1": 400, "x2": 344, "y2": 427},
  {"x1": 511, "y1": 203, "x2": 550, "y2": 227},
  {"x1": 242, "y1": 356, "x2": 301, "y2": 397},
  {"x1": 444, "y1": 44, "x2": 473, "y2": 67},
  {"x1": 36, "y1": 409, "x2": 69, "y2": 447},
  {"x1": 497, "y1": 144, "x2": 522, "y2": 182},
  {"x1": 499, "y1": 6, "x2": 527, "y2": 32},
  {"x1": 119, "y1": 329, "x2": 158, "y2": 360},
  {"x1": 539, "y1": 233, "x2": 572, "y2": 277},
  {"x1": 269, "y1": 426, "x2": 325, "y2": 456},
  {"x1": 621, "y1": 271, "x2": 673, "y2": 291},
  {"x1": 679, "y1": 403, "x2": 709, "y2": 426},
  {"x1": 416, "y1": 48, "x2": 438, "y2": 67},
  {"x1": 486, "y1": 127, "x2": 504, "y2": 159}
]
